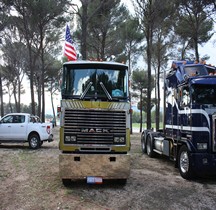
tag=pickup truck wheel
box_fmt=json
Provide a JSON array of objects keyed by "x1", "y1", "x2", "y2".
[
  {"x1": 29, "y1": 134, "x2": 40, "y2": 149},
  {"x1": 146, "y1": 134, "x2": 155, "y2": 158},
  {"x1": 178, "y1": 145, "x2": 194, "y2": 180},
  {"x1": 141, "y1": 132, "x2": 147, "y2": 154}
]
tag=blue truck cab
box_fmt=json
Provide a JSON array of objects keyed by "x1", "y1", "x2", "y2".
[{"x1": 141, "y1": 60, "x2": 216, "y2": 179}]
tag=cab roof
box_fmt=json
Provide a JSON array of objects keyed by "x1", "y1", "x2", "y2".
[{"x1": 63, "y1": 60, "x2": 128, "y2": 68}]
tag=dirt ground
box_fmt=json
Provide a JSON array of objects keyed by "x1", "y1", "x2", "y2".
[{"x1": 1, "y1": 127, "x2": 216, "y2": 210}]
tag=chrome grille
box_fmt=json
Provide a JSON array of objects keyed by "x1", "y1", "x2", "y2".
[{"x1": 64, "y1": 109, "x2": 126, "y2": 145}]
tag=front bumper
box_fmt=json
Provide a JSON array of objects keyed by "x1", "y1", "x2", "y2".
[
  {"x1": 191, "y1": 153, "x2": 216, "y2": 176},
  {"x1": 59, "y1": 153, "x2": 130, "y2": 180}
]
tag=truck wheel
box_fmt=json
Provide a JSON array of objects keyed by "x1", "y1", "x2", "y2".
[
  {"x1": 62, "y1": 179, "x2": 71, "y2": 187},
  {"x1": 141, "y1": 132, "x2": 147, "y2": 153},
  {"x1": 178, "y1": 145, "x2": 194, "y2": 180},
  {"x1": 146, "y1": 134, "x2": 155, "y2": 158},
  {"x1": 28, "y1": 134, "x2": 40, "y2": 149}
]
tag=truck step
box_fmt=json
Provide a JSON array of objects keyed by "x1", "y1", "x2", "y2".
[{"x1": 153, "y1": 149, "x2": 162, "y2": 155}]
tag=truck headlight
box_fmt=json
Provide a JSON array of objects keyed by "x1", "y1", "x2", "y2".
[
  {"x1": 197, "y1": 143, "x2": 207, "y2": 150},
  {"x1": 114, "y1": 136, "x2": 125, "y2": 143},
  {"x1": 65, "y1": 135, "x2": 76, "y2": 142}
]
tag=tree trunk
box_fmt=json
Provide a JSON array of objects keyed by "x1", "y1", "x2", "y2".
[
  {"x1": 8, "y1": 90, "x2": 12, "y2": 113},
  {"x1": 25, "y1": 41, "x2": 36, "y2": 115},
  {"x1": 139, "y1": 90, "x2": 143, "y2": 133},
  {"x1": 101, "y1": 32, "x2": 106, "y2": 60},
  {"x1": 155, "y1": 64, "x2": 160, "y2": 131},
  {"x1": 42, "y1": 75, "x2": 45, "y2": 122},
  {"x1": 51, "y1": 86, "x2": 56, "y2": 127},
  {"x1": 146, "y1": 35, "x2": 152, "y2": 130},
  {"x1": 129, "y1": 92, "x2": 133, "y2": 134},
  {"x1": 37, "y1": 78, "x2": 41, "y2": 117},
  {"x1": 40, "y1": 30, "x2": 45, "y2": 122},
  {"x1": 23, "y1": 11, "x2": 36, "y2": 115},
  {"x1": 13, "y1": 83, "x2": 18, "y2": 112},
  {"x1": 194, "y1": 39, "x2": 199, "y2": 61},
  {"x1": 128, "y1": 45, "x2": 133, "y2": 134},
  {"x1": 81, "y1": 2, "x2": 88, "y2": 60},
  {"x1": 0, "y1": 73, "x2": 4, "y2": 116},
  {"x1": 17, "y1": 80, "x2": 21, "y2": 112}
]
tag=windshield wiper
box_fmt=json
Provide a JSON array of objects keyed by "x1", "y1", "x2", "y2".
[
  {"x1": 80, "y1": 82, "x2": 93, "y2": 99},
  {"x1": 99, "y1": 82, "x2": 112, "y2": 100}
]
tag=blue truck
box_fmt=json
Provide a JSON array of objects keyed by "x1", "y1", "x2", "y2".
[{"x1": 141, "y1": 60, "x2": 216, "y2": 179}]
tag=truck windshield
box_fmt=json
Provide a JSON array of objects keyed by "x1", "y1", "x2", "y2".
[
  {"x1": 61, "y1": 65, "x2": 128, "y2": 101},
  {"x1": 191, "y1": 84, "x2": 216, "y2": 105},
  {"x1": 184, "y1": 65, "x2": 208, "y2": 76}
]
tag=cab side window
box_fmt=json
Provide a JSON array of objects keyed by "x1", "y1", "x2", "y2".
[
  {"x1": 1, "y1": 115, "x2": 13, "y2": 123},
  {"x1": 21, "y1": 115, "x2": 25, "y2": 123},
  {"x1": 13, "y1": 115, "x2": 20, "y2": 123},
  {"x1": 180, "y1": 87, "x2": 190, "y2": 107},
  {"x1": 10, "y1": 115, "x2": 25, "y2": 123},
  {"x1": 20, "y1": 115, "x2": 25, "y2": 123},
  {"x1": 30, "y1": 116, "x2": 36, "y2": 123}
]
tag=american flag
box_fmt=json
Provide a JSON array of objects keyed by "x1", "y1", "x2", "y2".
[{"x1": 64, "y1": 24, "x2": 77, "y2": 61}]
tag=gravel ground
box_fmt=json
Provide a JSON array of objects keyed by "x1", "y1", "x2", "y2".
[{"x1": 0, "y1": 127, "x2": 216, "y2": 210}]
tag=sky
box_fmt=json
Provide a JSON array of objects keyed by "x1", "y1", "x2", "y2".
[{"x1": 199, "y1": 33, "x2": 216, "y2": 65}]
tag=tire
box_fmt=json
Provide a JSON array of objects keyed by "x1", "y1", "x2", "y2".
[
  {"x1": 62, "y1": 179, "x2": 71, "y2": 187},
  {"x1": 146, "y1": 134, "x2": 156, "y2": 158},
  {"x1": 178, "y1": 145, "x2": 194, "y2": 180},
  {"x1": 28, "y1": 134, "x2": 40, "y2": 149},
  {"x1": 141, "y1": 132, "x2": 147, "y2": 154}
]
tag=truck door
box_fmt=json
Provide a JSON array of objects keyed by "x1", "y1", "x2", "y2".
[
  {"x1": 0, "y1": 115, "x2": 13, "y2": 140},
  {"x1": 179, "y1": 86, "x2": 191, "y2": 137},
  {"x1": 10, "y1": 115, "x2": 27, "y2": 140}
]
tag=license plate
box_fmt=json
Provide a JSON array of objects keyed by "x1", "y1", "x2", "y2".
[{"x1": 87, "y1": 176, "x2": 103, "y2": 184}]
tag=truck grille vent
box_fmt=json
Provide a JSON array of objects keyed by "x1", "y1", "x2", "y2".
[{"x1": 64, "y1": 109, "x2": 126, "y2": 145}]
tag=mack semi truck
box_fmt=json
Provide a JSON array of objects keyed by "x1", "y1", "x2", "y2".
[
  {"x1": 58, "y1": 60, "x2": 131, "y2": 185},
  {"x1": 141, "y1": 60, "x2": 216, "y2": 179}
]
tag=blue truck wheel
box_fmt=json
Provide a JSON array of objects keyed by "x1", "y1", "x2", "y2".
[{"x1": 178, "y1": 145, "x2": 194, "y2": 179}]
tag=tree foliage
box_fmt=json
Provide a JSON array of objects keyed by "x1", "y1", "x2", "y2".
[
  {"x1": 0, "y1": 0, "x2": 69, "y2": 119},
  {"x1": 0, "y1": 0, "x2": 215, "y2": 129},
  {"x1": 175, "y1": 0, "x2": 214, "y2": 61},
  {"x1": 87, "y1": 0, "x2": 124, "y2": 60},
  {"x1": 1, "y1": 41, "x2": 27, "y2": 112},
  {"x1": 75, "y1": 0, "x2": 111, "y2": 60},
  {"x1": 75, "y1": 0, "x2": 137, "y2": 62},
  {"x1": 133, "y1": 0, "x2": 179, "y2": 129},
  {"x1": 119, "y1": 16, "x2": 144, "y2": 73}
]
